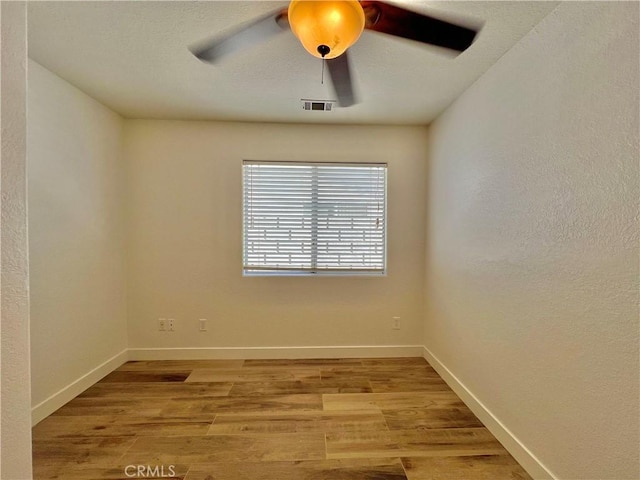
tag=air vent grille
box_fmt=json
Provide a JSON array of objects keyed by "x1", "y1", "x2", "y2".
[{"x1": 301, "y1": 99, "x2": 335, "y2": 111}]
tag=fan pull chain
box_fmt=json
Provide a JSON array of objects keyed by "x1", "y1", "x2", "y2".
[{"x1": 317, "y1": 45, "x2": 330, "y2": 86}]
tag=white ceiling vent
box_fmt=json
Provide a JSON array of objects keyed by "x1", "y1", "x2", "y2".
[{"x1": 301, "y1": 99, "x2": 335, "y2": 112}]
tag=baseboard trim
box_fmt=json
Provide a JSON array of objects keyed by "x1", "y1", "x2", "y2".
[
  {"x1": 422, "y1": 346, "x2": 556, "y2": 480},
  {"x1": 31, "y1": 349, "x2": 129, "y2": 426},
  {"x1": 128, "y1": 345, "x2": 424, "y2": 360},
  {"x1": 33, "y1": 334, "x2": 552, "y2": 480}
]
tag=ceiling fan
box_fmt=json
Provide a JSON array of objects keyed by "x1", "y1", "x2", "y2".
[{"x1": 190, "y1": 1, "x2": 481, "y2": 107}]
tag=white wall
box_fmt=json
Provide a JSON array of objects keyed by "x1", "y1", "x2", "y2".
[
  {"x1": 424, "y1": 2, "x2": 639, "y2": 480},
  {"x1": 1, "y1": 2, "x2": 33, "y2": 477},
  {"x1": 28, "y1": 60, "x2": 128, "y2": 418},
  {"x1": 125, "y1": 121, "x2": 427, "y2": 356}
]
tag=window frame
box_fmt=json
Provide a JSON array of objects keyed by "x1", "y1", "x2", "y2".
[{"x1": 242, "y1": 160, "x2": 388, "y2": 277}]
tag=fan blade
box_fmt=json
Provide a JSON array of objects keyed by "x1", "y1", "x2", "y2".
[
  {"x1": 361, "y1": 1, "x2": 479, "y2": 53},
  {"x1": 326, "y1": 51, "x2": 357, "y2": 107},
  {"x1": 190, "y1": 9, "x2": 289, "y2": 63}
]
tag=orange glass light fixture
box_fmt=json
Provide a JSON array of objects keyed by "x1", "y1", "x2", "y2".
[{"x1": 288, "y1": 0, "x2": 365, "y2": 59}]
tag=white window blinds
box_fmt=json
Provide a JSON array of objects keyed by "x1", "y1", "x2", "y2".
[{"x1": 243, "y1": 161, "x2": 387, "y2": 275}]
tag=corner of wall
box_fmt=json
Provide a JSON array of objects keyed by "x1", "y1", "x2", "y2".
[
  {"x1": 1, "y1": 1, "x2": 33, "y2": 476},
  {"x1": 27, "y1": 61, "x2": 129, "y2": 422}
]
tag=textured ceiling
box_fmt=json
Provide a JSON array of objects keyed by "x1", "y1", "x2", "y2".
[{"x1": 27, "y1": 1, "x2": 558, "y2": 125}]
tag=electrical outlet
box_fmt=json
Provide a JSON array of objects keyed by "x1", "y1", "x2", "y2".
[
  {"x1": 168, "y1": 318, "x2": 175, "y2": 331},
  {"x1": 199, "y1": 319, "x2": 207, "y2": 332},
  {"x1": 392, "y1": 316, "x2": 401, "y2": 330},
  {"x1": 158, "y1": 318, "x2": 166, "y2": 331}
]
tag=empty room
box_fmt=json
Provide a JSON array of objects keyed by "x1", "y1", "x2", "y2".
[{"x1": 0, "y1": 1, "x2": 638, "y2": 479}]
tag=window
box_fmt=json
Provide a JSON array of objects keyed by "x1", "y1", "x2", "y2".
[{"x1": 243, "y1": 161, "x2": 387, "y2": 275}]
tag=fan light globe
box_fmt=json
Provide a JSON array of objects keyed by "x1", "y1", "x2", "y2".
[{"x1": 288, "y1": 0, "x2": 365, "y2": 59}]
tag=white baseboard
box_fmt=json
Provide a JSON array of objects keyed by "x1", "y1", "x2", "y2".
[
  {"x1": 422, "y1": 346, "x2": 556, "y2": 480},
  {"x1": 34, "y1": 337, "x2": 553, "y2": 480},
  {"x1": 128, "y1": 345, "x2": 424, "y2": 361},
  {"x1": 31, "y1": 349, "x2": 129, "y2": 426}
]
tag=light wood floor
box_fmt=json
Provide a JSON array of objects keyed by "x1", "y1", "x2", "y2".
[{"x1": 32, "y1": 357, "x2": 531, "y2": 479}]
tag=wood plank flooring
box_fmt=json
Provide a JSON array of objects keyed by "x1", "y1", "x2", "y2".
[{"x1": 32, "y1": 358, "x2": 531, "y2": 479}]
